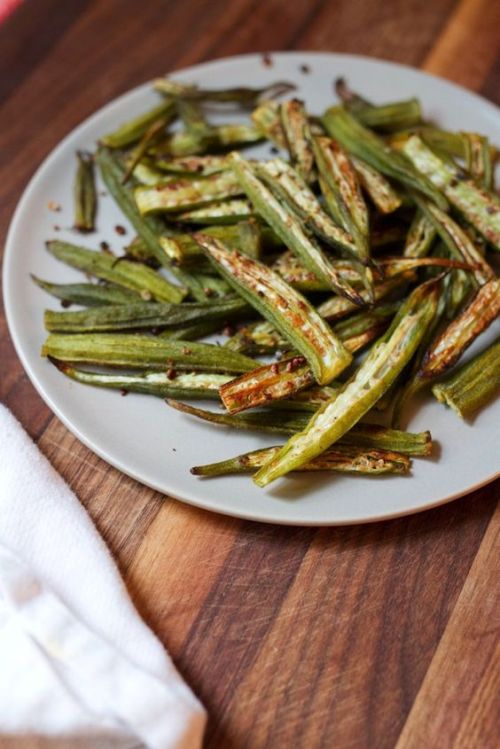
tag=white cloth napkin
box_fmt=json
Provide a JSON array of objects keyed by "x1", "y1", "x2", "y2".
[{"x1": 0, "y1": 404, "x2": 206, "y2": 749}]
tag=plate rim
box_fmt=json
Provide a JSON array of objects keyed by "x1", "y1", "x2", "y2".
[{"x1": 3, "y1": 51, "x2": 499, "y2": 526}]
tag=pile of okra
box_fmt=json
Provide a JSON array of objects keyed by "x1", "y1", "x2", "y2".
[{"x1": 37, "y1": 75, "x2": 500, "y2": 488}]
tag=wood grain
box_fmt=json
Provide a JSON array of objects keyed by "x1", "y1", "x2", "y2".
[{"x1": 0, "y1": 1, "x2": 499, "y2": 747}]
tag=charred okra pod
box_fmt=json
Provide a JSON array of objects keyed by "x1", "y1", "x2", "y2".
[
  {"x1": 401, "y1": 135, "x2": 500, "y2": 249},
  {"x1": 418, "y1": 278, "x2": 500, "y2": 380},
  {"x1": 134, "y1": 170, "x2": 243, "y2": 215},
  {"x1": 280, "y1": 99, "x2": 315, "y2": 183},
  {"x1": 196, "y1": 235, "x2": 353, "y2": 385},
  {"x1": 191, "y1": 445, "x2": 411, "y2": 476},
  {"x1": 321, "y1": 107, "x2": 447, "y2": 208},
  {"x1": 253, "y1": 277, "x2": 441, "y2": 486},
  {"x1": 404, "y1": 210, "x2": 436, "y2": 258},
  {"x1": 229, "y1": 152, "x2": 364, "y2": 303},
  {"x1": 350, "y1": 156, "x2": 402, "y2": 214},
  {"x1": 52, "y1": 359, "x2": 232, "y2": 400}
]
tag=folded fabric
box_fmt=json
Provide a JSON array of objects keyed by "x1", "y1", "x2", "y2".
[{"x1": 0, "y1": 404, "x2": 206, "y2": 749}]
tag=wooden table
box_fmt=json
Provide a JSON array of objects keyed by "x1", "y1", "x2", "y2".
[{"x1": 1, "y1": 1, "x2": 499, "y2": 746}]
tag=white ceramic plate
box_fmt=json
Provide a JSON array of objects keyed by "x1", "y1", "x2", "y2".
[{"x1": 4, "y1": 52, "x2": 499, "y2": 525}]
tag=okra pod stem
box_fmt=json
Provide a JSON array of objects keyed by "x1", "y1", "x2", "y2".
[
  {"x1": 431, "y1": 339, "x2": 500, "y2": 418},
  {"x1": 73, "y1": 151, "x2": 96, "y2": 232}
]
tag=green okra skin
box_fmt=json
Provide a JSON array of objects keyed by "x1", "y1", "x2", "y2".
[
  {"x1": 350, "y1": 156, "x2": 402, "y2": 214},
  {"x1": 44, "y1": 296, "x2": 250, "y2": 333},
  {"x1": 191, "y1": 445, "x2": 411, "y2": 477},
  {"x1": 41, "y1": 334, "x2": 258, "y2": 374},
  {"x1": 251, "y1": 100, "x2": 287, "y2": 147},
  {"x1": 462, "y1": 132, "x2": 493, "y2": 190},
  {"x1": 317, "y1": 274, "x2": 414, "y2": 321},
  {"x1": 321, "y1": 107, "x2": 448, "y2": 208},
  {"x1": 52, "y1": 359, "x2": 232, "y2": 400},
  {"x1": 32, "y1": 275, "x2": 142, "y2": 307},
  {"x1": 196, "y1": 235, "x2": 353, "y2": 386},
  {"x1": 134, "y1": 171, "x2": 243, "y2": 215},
  {"x1": 280, "y1": 99, "x2": 315, "y2": 183},
  {"x1": 414, "y1": 197, "x2": 494, "y2": 285},
  {"x1": 176, "y1": 99, "x2": 213, "y2": 141},
  {"x1": 73, "y1": 151, "x2": 97, "y2": 232},
  {"x1": 404, "y1": 210, "x2": 436, "y2": 258},
  {"x1": 253, "y1": 276, "x2": 441, "y2": 487},
  {"x1": 100, "y1": 100, "x2": 177, "y2": 149},
  {"x1": 401, "y1": 135, "x2": 500, "y2": 249},
  {"x1": 418, "y1": 278, "x2": 500, "y2": 380},
  {"x1": 406, "y1": 127, "x2": 468, "y2": 160},
  {"x1": 159, "y1": 319, "x2": 225, "y2": 341},
  {"x1": 46, "y1": 240, "x2": 187, "y2": 304},
  {"x1": 445, "y1": 268, "x2": 474, "y2": 320},
  {"x1": 96, "y1": 147, "x2": 218, "y2": 302},
  {"x1": 391, "y1": 280, "x2": 449, "y2": 428},
  {"x1": 153, "y1": 78, "x2": 295, "y2": 106},
  {"x1": 229, "y1": 152, "x2": 365, "y2": 304},
  {"x1": 431, "y1": 339, "x2": 500, "y2": 419},
  {"x1": 175, "y1": 199, "x2": 255, "y2": 224},
  {"x1": 167, "y1": 399, "x2": 432, "y2": 456},
  {"x1": 356, "y1": 100, "x2": 422, "y2": 132},
  {"x1": 255, "y1": 159, "x2": 359, "y2": 260}
]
